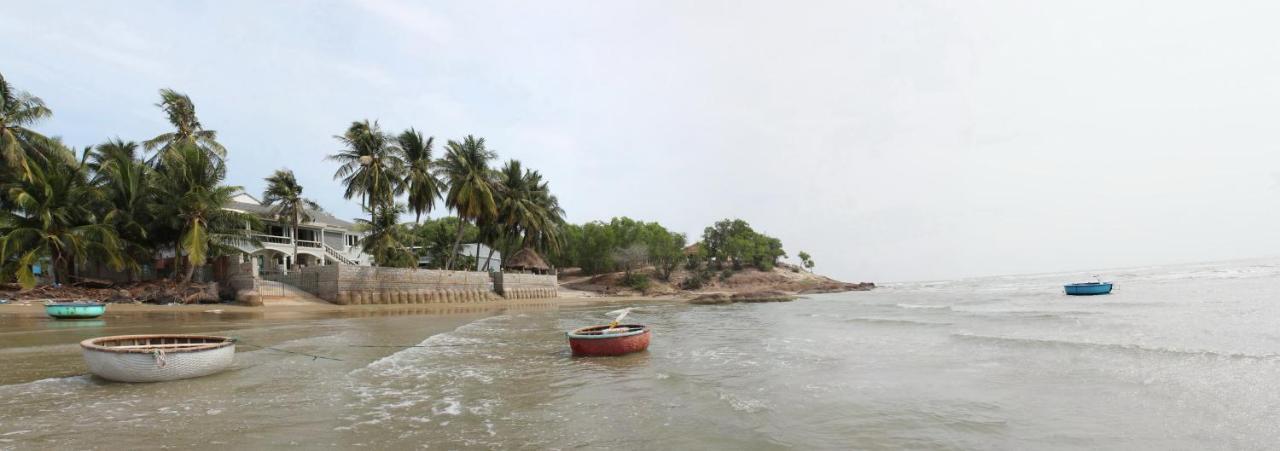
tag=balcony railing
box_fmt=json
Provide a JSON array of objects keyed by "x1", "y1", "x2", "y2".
[
  {"x1": 254, "y1": 234, "x2": 291, "y2": 245},
  {"x1": 253, "y1": 234, "x2": 326, "y2": 249}
]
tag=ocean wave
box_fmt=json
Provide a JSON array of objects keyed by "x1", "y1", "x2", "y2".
[
  {"x1": 894, "y1": 303, "x2": 952, "y2": 311},
  {"x1": 845, "y1": 317, "x2": 953, "y2": 327},
  {"x1": 950, "y1": 333, "x2": 1280, "y2": 361}
]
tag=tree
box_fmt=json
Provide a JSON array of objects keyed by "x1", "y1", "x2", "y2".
[
  {"x1": 262, "y1": 169, "x2": 320, "y2": 269},
  {"x1": 798, "y1": 251, "x2": 815, "y2": 272},
  {"x1": 0, "y1": 140, "x2": 123, "y2": 288},
  {"x1": 0, "y1": 71, "x2": 54, "y2": 182},
  {"x1": 612, "y1": 243, "x2": 649, "y2": 277},
  {"x1": 329, "y1": 120, "x2": 404, "y2": 226},
  {"x1": 649, "y1": 229, "x2": 687, "y2": 281},
  {"x1": 90, "y1": 139, "x2": 154, "y2": 281},
  {"x1": 150, "y1": 143, "x2": 258, "y2": 282},
  {"x1": 396, "y1": 128, "x2": 444, "y2": 224},
  {"x1": 142, "y1": 89, "x2": 226, "y2": 162},
  {"x1": 405, "y1": 216, "x2": 479, "y2": 269},
  {"x1": 438, "y1": 135, "x2": 497, "y2": 270},
  {"x1": 701, "y1": 218, "x2": 787, "y2": 271},
  {"x1": 356, "y1": 203, "x2": 415, "y2": 267},
  {"x1": 493, "y1": 159, "x2": 565, "y2": 264}
]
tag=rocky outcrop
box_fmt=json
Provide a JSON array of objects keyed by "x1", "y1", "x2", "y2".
[
  {"x1": 797, "y1": 281, "x2": 876, "y2": 294},
  {"x1": 688, "y1": 290, "x2": 796, "y2": 305}
]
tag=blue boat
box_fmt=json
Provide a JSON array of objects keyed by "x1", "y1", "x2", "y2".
[
  {"x1": 45, "y1": 301, "x2": 107, "y2": 319},
  {"x1": 1064, "y1": 282, "x2": 1112, "y2": 296}
]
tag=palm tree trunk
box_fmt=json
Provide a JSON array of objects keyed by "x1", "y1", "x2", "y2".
[
  {"x1": 446, "y1": 219, "x2": 465, "y2": 270},
  {"x1": 482, "y1": 246, "x2": 496, "y2": 271},
  {"x1": 171, "y1": 239, "x2": 183, "y2": 281},
  {"x1": 181, "y1": 256, "x2": 196, "y2": 283}
]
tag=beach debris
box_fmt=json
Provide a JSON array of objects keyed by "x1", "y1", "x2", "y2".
[{"x1": 0, "y1": 280, "x2": 220, "y2": 305}]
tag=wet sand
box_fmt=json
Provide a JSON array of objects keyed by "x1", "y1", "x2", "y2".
[{"x1": 0, "y1": 297, "x2": 654, "y2": 386}]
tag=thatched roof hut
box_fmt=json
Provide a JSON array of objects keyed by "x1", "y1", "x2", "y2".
[
  {"x1": 683, "y1": 243, "x2": 704, "y2": 256},
  {"x1": 504, "y1": 248, "x2": 552, "y2": 274}
]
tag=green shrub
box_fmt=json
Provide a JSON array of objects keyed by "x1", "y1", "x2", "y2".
[{"x1": 623, "y1": 273, "x2": 650, "y2": 292}]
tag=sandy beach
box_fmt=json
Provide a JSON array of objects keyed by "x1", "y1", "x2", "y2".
[{"x1": 0, "y1": 296, "x2": 657, "y2": 385}]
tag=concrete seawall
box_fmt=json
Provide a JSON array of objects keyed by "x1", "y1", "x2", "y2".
[{"x1": 244, "y1": 265, "x2": 559, "y2": 305}]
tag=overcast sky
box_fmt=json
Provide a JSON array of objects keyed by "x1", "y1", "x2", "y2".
[{"x1": 5, "y1": 0, "x2": 1280, "y2": 282}]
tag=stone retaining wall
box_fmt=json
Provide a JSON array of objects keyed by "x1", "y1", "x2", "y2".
[
  {"x1": 226, "y1": 260, "x2": 259, "y2": 292},
  {"x1": 326, "y1": 265, "x2": 500, "y2": 305},
  {"x1": 492, "y1": 272, "x2": 559, "y2": 300}
]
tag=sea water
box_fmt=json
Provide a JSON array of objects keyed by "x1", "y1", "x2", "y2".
[{"x1": 2, "y1": 259, "x2": 1279, "y2": 449}]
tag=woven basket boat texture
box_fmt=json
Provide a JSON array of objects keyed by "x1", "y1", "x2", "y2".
[{"x1": 80, "y1": 335, "x2": 236, "y2": 383}]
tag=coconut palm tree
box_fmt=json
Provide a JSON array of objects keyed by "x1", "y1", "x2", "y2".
[
  {"x1": 493, "y1": 160, "x2": 565, "y2": 265},
  {"x1": 0, "y1": 139, "x2": 123, "y2": 288},
  {"x1": 439, "y1": 135, "x2": 498, "y2": 270},
  {"x1": 142, "y1": 89, "x2": 226, "y2": 163},
  {"x1": 90, "y1": 139, "x2": 154, "y2": 281},
  {"x1": 329, "y1": 120, "x2": 404, "y2": 225},
  {"x1": 396, "y1": 128, "x2": 444, "y2": 224},
  {"x1": 355, "y1": 203, "x2": 415, "y2": 267},
  {"x1": 262, "y1": 169, "x2": 320, "y2": 268},
  {"x1": 0, "y1": 71, "x2": 54, "y2": 182},
  {"x1": 150, "y1": 143, "x2": 258, "y2": 282}
]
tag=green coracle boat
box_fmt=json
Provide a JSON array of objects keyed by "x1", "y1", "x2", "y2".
[{"x1": 45, "y1": 301, "x2": 107, "y2": 319}]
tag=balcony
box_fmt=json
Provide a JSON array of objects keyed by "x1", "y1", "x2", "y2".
[
  {"x1": 255, "y1": 234, "x2": 292, "y2": 245},
  {"x1": 253, "y1": 234, "x2": 321, "y2": 247}
]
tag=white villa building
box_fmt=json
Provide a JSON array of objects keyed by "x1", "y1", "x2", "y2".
[
  {"x1": 226, "y1": 191, "x2": 370, "y2": 272},
  {"x1": 413, "y1": 243, "x2": 502, "y2": 271}
]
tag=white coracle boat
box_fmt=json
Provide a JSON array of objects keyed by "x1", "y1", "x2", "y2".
[{"x1": 80, "y1": 335, "x2": 236, "y2": 382}]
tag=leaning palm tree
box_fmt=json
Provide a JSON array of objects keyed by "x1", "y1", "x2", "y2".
[
  {"x1": 142, "y1": 89, "x2": 226, "y2": 163},
  {"x1": 90, "y1": 139, "x2": 154, "y2": 281},
  {"x1": 493, "y1": 160, "x2": 565, "y2": 264},
  {"x1": 0, "y1": 71, "x2": 54, "y2": 182},
  {"x1": 150, "y1": 143, "x2": 258, "y2": 282},
  {"x1": 439, "y1": 135, "x2": 498, "y2": 270},
  {"x1": 0, "y1": 139, "x2": 123, "y2": 288},
  {"x1": 262, "y1": 169, "x2": 320, "y2": 268},
  {"x1": 396, "y1": 128, "x2": 444, "y2": 223},
  {"x1": 328, "y1": 120, "x2": 404, "y2": 226}
]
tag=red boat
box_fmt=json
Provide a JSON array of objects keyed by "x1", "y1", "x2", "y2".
[{"x1": 567, "y1": 324, "x2": 651, "y2": 357}]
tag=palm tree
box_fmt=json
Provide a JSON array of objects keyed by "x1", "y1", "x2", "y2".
[
  {"x1": 396, "y1": 128, "x2": 444, "y2": 223},
  {"x1": 0, "y1": 71, "x2": 54, "y2": 182},
  {"x1": 142, "y1": 89, "x2": 226, "y2": 163},
  {"x1": 493, "y1": 160, "x2": 565, "y2": 265},
  {"x1": 0, "y1": 139, "x2": 123, "y2": 288},
  {"x1": 356, "y1": 203, "x2": 415, "y2": 267},
  {"x1": 328, "y1": 120, "x2": 404, "y2": 225},
  {"x1": 150, "y1": 143, "x2": 258, "y2": 282},
  {"x1": 262, "y1": 169, "x2": 320, "y2": 268},
  {"x1": 90, "y1": 139, "x2": 154, "y2": 281},
  {"x1": 439, "y1": 135, "x2": 498, "y2": 270}
]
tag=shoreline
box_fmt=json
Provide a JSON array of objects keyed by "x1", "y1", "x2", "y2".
[{"x1": 0, "y1": 295, "x2": 681, "y2": 317}]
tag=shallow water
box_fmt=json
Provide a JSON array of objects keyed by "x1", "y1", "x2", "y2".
[{"x1": 3, "y1": 260, "x2": 1280, "y2": 449}]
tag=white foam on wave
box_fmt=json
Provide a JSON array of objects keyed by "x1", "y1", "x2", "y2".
[{"x1": 895, "y1": 303, "x2": 951, "y2": 310}]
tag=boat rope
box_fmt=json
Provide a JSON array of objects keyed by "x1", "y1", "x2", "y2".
[
  {"x1": 344, "y1": 344, "x2": 467, "y2": 348},
  {"x1": 236, "y1": 341, "x2": 344, "y2": 362},
  {"x1": 152, "y1": 349, "x2": 167, "y2": 369},
  {"x1": 232, "y1": 340, "x2": 472, "y2": 361}
]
